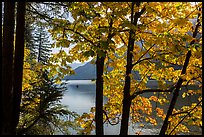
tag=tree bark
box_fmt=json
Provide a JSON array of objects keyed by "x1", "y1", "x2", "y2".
[
  {"x1": 95, "y1": 11, "x2": 114, "y2": 135},
  {"x1": 12, "y1": 2, "x2": 26, "y2": 134},
  {"x1": 120, "y1": 2, "x2": 146, "y2": 135},
  {"x1": 1, "y1": 2, "x2": 15, "y2": 135},
  {"x1": 0, "y1": 2, "x2": 3, "y2": 134},
  {"x1": 95, "y1": 55, "x2": 105, "y2": 135},
  {"x1": 119, "y1": 26, "x2": 135, "y2": 135}
]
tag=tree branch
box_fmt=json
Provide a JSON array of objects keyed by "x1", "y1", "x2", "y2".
[
  {"x1": 160, "y1": 59, "x2": 183, "y2": 67},
  {"x1": 26, "y1": 3, "x2": 54, "y2": 23},
  {"x1": 103, "y1": 110, "x2": 120, "y2": 126},
  {"x1": 171, "y1": 111, "x2": 189, "y2": 117},
  {"x1": 129, "y1": 86, "x2": 175, "y2": 101},
  {"x1": 169, "y1": 100, "x2": 202, "y2": 135},
  {"x1": 41, "y1": 2, "x2": 73, "y2": 8},
  {"x1": 64, "y1": 28, "x2": 96, "y2": 47},
  {"x1": 119, "y1": 35, "x2": 128, "y2": 46},
  {"x1": 131, "y1": 44, "x2": 155, "y2": 68}
]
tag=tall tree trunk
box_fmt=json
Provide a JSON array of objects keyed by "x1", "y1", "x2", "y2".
[
  {"x1": 95, "y1": 55, "x2": 105, "y2": 135},
  {"x1": 0, "y1": 2, "x2": 3, "y2": 134},
  {"x1": 119, "y1": 74, "x2": 132, "y2": 135},
  {"x1": 95, "y1": 11, "x2": 114, "y2": 135},
  {"x1": 1, "y1": 2, "x2": 15, "y2": 135},
  {"x1": 119, "y1": 16, "x2": 135, "y2": 135},
  {"x1": 12, "y1": 2, "x2": 26, "y2": 134},
  {"x1": 120, "y1": 2, "x2": 146, "y2": 135}
]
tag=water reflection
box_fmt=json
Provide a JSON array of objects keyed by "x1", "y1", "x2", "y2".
[{"x1": 61, "y1": 80, "x2": 201, "y2": 135}]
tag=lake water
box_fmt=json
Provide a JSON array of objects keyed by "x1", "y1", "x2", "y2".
[{"x1": 61, "y1": 80, "x2": 201, "y2": 135}]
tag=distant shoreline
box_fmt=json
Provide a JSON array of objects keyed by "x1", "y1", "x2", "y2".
[
  {"x1": 63, "y1": 79, "x2": 200, "y2": 89},
  {"x1": 64, "y1": 79, "x2": 96, "y2": 81}
]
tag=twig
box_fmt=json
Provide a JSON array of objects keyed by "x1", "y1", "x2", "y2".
[{"x1": 103, "y1": 110, "x2": 120, "y2": 125}]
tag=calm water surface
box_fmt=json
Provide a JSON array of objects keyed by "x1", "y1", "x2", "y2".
[{"x1": 61, "y1": 80, "x2": 201, "y2": 135}]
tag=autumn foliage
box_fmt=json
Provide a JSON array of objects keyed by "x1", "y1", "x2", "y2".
[{"x1": 1, "y1": 2, "x2": 202, "y2": 135}]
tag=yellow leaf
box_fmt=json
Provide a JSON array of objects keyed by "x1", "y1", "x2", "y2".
[
  {"x1": 81, "y1": 123, "x2": 86, "y2": 128},
  {"x1": 140, "y1": 123, "x2": 145, "y2": 127}
]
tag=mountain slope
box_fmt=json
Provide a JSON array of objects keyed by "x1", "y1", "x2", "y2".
[
  {"x1": 64, "y1": 62, "x2": 96, "y2": 80},
  {"x1": 68, "y1": 62, "x2": 85, "y2": 70},
  {"x1": 63, "y1": 61, "x2": 141, "y2": 80}
]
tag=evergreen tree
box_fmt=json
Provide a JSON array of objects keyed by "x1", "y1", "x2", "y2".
[
  {"x1": 17, "y1": 69, "x2": 79, "y2": 135},
  {"x1": 24, "y1": 22, "x2": 37, "y2": 63},
  {"x1": 25, "y1": 23, "x2": 52, "y2": 65},
  {"x1": 33, "y1": 25, "x2": 52, "y2": 64}
]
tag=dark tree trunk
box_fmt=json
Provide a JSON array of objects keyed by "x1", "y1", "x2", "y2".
[
  {"x1": 1, "y1": 2, "x2": 15, "y2": 135},
  {"x1": 95, "y1": 55, "x2": 105, "y2": 135},
  {"x1": 95, "y1": 10, "x2": 114, "y2": 135},
  {"x1": 119, "y1": 75, "x2": 132, "y2": 135},
  {"x1": 119, "y1": 2, "x2": 146, "y2": 135},
  {"x1": 119, "y1": 27, "x2": 135, "y2": 135},
  {"x1": 0, "y1": 2, "x2": 3, "y2": 134},
  {"x1": 12, "y1": 2, "x2": 26, "y2": 134},
  {"x1": 119, "y1": 3, "x2": 136, "y2": 135}
]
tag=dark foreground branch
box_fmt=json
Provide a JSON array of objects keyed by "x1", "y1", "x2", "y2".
[
  {"x1": 103, "y1": 110, "x2": 120, "y2": 126},
  {"x1": 129, "y1": 85, "x2": 175, "y2": 101}
]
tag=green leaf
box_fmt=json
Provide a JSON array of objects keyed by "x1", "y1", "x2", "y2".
[{"x1": 83, "y1": 50, "x2": 95, "y2": 57}]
